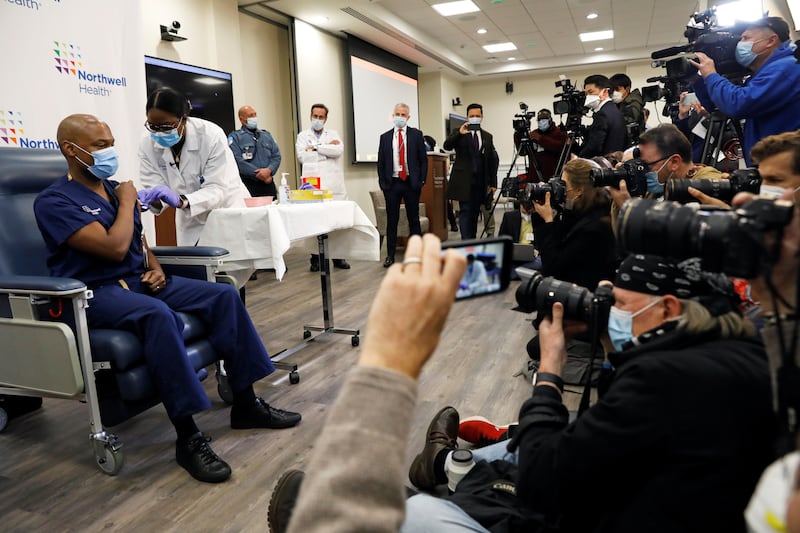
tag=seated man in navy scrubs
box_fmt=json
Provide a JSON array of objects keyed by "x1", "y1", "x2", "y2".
[{"x1": 33, "y1": 114, "x2": 301, "y2": 484}]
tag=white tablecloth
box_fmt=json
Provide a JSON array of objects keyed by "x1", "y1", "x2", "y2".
[{"x1": 197, "y1": 200, "x2": 380, "y2": 280}]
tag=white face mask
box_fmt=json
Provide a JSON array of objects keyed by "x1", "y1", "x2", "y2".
[
  {"x1": 393, "y1": 116, "x2": 408, "y2": 129},
  {"x1": 311, "y1": 118, "x2": 325, "y2": 131},
  {"x1": 584, "y1": 94, "x2": 601, "y2": 111},
  {"x1": 759, "y1": 184, "x2": 789, "y2": 199},
  {"x1": 611, "y1": 91, "x2": 624, "y2": 104},
  {"x1": 468, "y1": 117, "x2": 482, "y2": 125}
]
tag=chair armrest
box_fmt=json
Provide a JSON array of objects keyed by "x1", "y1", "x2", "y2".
[
  {"x1": 0, "y1": 275, "x2": 86, "y2": 297},
  {"x1": 151, "y1": 246, "x2": 230, "y2": 267}
]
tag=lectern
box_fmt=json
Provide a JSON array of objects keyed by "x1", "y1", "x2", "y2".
[{"x1": 422, "y1": 153, "x2": 449, "y2": 240}]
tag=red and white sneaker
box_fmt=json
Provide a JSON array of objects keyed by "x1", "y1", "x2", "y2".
[{"x1": 458, "y1": 416, "x2": 511, "y2": 446}]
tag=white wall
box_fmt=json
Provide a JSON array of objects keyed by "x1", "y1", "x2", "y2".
[{"x1": 294, "y1": 20, "x2": 382, "y2": 222}]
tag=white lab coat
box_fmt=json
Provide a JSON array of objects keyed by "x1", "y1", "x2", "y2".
[
  {"x1": 295, "y1": 128, "x2": 348, "y2": 200},
  {"x1": 139, "y1": 117, "x2": 250, "y2": 246}
]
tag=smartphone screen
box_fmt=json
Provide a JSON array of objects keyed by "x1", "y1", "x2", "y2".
[
  {"x1": 683, "y1": 93, "x2": 698, "y2": 106},
  {"x1": 467, "y1": 123, "x2": 481, "y2": 131},
  {"x1": 442, "y1": 236, "x2": 512, "y2": 300}
]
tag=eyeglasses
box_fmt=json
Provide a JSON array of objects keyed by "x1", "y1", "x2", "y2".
[
  {"x1": 144, "y1": 118, "x2": 182, "y2": 133},
  {"x1": 641, "y1": 155, "x2": 670, "y2": 169}
]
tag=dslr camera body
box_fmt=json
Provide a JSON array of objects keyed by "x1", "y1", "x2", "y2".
[
  {"x1": 590, "y1": 159, "x2": 649, "y2": 197},
  {"x1": 516, "y1": 271, "x2": 615, "y2": 329},
  {"x1": 500, "y1": 176, "x2": 567, "y2": 209}
]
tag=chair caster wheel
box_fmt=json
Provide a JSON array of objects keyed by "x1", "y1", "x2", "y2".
[
  {"x1": 303, "y1": 330, "x2": 312, "y2": 340},
  {"x1": 351, "y1": 335, "x2": 359, "y2": 347},
  {"x1": 289, "y1": 371, "x2": 300, "y2": 384},
  {"x1": 217, "y1": 374, "x2": 234, "y2": 404}
]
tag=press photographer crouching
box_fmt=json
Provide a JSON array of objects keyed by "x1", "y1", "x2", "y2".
[{"x1": 402, "y1": 254, "x2": 776, "y2": 533}]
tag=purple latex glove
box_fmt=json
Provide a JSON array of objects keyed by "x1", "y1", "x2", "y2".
[{"x1": 137, "y1": 185, "x2": 181, "y2": 209}]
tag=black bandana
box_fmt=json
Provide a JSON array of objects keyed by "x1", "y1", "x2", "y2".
[{"x1": 615, "y1": 254, "x2": 739, "y2": 316}]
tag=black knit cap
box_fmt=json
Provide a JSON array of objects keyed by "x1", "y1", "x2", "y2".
[{"x1": 750, "y1": 16, "x2": 791, "y2": 42}]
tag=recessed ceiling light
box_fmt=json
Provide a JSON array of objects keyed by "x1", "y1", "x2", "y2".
[
  {"x1": 483, "y1": 42, "x2": 517, "y2": 53},
  {"x1": 507, "y1": 57, "x2": 516, "y2": 60},
  {"x1": 477, "y1": 28, "x2": 488, "y2": 34},
  {"x1": 432, "y1": 0, "x2": 480, "y2": 17},
  {"x1": 586, "y1": 13, "x2": 598, "y2": 19},
  {"x1": 594, "y1": 47, "x2": 604, "y2": 51},
  {"x1": 579, "y1": 30, "x2": 614, "y2": 42}
]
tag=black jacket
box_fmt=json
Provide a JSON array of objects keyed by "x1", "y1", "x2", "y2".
[
  {"x1": 510, "y1": 326, "x2": 776, "y2": 533},
  {"x1": 579, "y1": 101, "x2": 626, "y2": 159},
  {"x1": 619, "y1": 89, "x2": 646, "y2": 146},
  {"x1": 444, "y1": 128, "x2": 499, "y2": 202},
  {"x1": 534, "y1": 205, "x2": 616, "y2": 290}
]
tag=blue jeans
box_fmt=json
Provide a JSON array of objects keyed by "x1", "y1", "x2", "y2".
[{"x1": 400, "y1": 442, "x2": 519, "y2": 532}]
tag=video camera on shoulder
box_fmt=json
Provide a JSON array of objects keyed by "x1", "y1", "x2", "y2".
[{"x1": 664, "y1": 168, "x2": 762, "y2": 204}]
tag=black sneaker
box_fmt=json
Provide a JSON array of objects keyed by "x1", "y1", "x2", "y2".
[
  {"x1": 268, "y1": 469, "x2": 305, "y2": 533},
  {"x1": 332, "y1": 259, "x2": 351, "y2": 269},
  {"x1": 231, "y1": 397, "x2": 302, "y2": 429},
  {"x1": 176, "y1": 432, "x2": 231, "y2": 483}
]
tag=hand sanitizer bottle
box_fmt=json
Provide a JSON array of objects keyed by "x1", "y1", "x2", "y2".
[{"x1": 279, "y1": 172, "x2": 291, "y2": 204}]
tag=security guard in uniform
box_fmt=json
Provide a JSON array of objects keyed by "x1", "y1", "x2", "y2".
[{"x1": 228, "y1": 105, "x2": 282, "y2": 198}]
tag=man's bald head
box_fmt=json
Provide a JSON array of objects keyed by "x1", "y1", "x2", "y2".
[{"x1": 56, "y1": 114, "x2": 110, "y2": 154}]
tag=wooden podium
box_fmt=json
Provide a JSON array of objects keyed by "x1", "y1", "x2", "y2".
[{"x1": 421, "y1": 153, "x2": 449, "y2": 241}]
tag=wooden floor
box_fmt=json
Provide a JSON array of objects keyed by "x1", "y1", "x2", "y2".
[{"x1": 0, "y1": 220, "x2": 579, "y2": 532}]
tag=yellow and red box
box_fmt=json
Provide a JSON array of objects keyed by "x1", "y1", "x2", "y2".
[{"x1": 301, "y1": 176, "x2": 321, "y2": 189}]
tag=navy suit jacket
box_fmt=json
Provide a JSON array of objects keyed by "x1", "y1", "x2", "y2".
[{"x1": 377, "y1": 126, "x2": 428, "y2": 192}]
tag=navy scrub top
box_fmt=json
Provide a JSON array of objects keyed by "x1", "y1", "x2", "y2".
[{"x1": 34, "y1": 176, "x2": 145, "y2": 287}]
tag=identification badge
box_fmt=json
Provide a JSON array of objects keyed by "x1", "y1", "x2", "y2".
[{"x1": 243, "y1": 152, "x2": 253, "y2": 160}]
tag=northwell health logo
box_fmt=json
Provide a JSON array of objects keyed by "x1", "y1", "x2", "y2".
[
  {"x1": 53, "y1": 39, "x2": 128, "y2": 96},
  {"x1": 0, "y1": 110, "x2": 58, "y2": 148}
]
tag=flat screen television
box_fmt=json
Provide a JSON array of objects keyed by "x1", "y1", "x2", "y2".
[
  {"x1": 144, "y1": 56, "x2": 235, "y2": 134},
  {"x1": 447, "y1": 113, "x2": 467, "y2": 135}
]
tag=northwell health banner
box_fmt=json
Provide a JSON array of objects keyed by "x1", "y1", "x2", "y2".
[{"x1": 0, "y1": 0, "x2": 146, "y2": 180}]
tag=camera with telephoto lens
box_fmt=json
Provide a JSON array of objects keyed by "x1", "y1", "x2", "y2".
[
  {"x1": 617, "y1": 197, "x2": 794, "y2": 278},
  {"x1": 664, "y1": 168, "x2": 762, "y2": 204},
  {"x1": 529, "y1": 178, "x2": 567, "y2": 207},
  {"x1": 513, "y1": 102, "x2": 536, "y2": 135},
  {"x1": 590, "y1": 158, "x2": 649, "y2": 197},
  {"x1": 515, "y1": 271, "x2": 615, "y2": 328}
]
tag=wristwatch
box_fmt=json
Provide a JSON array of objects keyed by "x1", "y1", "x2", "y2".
[
  {"x1": 179, "y1": 194, "x2": 189, "y2": 209},
  {"x1": 532, "y1": 371, "x2": 564, "y2": 393}
]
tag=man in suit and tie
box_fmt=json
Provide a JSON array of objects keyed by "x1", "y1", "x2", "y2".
[
  {"x1": 578, "y1": 74, "x2": 627, "y2": 159},
  {"x1": 444, "y1": 103, "x2": 500, "y2": 240},
  {"x1": 377, "y1": 103, "x2": 428, "y2": 268}
]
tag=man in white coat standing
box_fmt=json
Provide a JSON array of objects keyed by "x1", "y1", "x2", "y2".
[{"x1": 296, "y1": 103, "x2": 350, "y2": 271}]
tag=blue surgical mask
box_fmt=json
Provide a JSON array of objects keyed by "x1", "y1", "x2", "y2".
[
  {"x1": 645, "y1": 158, "x2": 670, "y2": 195},
  {"x1": 393, "y1": 116, "x2": 407, "y2": 129},
  {"x1": 246, "y1": 117, "x2": 258, "y2": 130},
  {"x1": 151, "y1": 129, "x2": 182, "y2": 148},
  {"x1": 607, "y1": 297, "x2": 663, "y2": 351},
  {"x1": 468, "y1": 117, "x2": 482, "y2": 125},
  {"x1": 311, "y1": 118, "x2": 325, "y2": 131},
  {"x1": 759, "y1": 184, "x2": 788, "y2": 199},
  {"x1": 538, "y1": 119, "x2": 550, "y2": 131},
  {"x1": 70, "y1": 143, "x2": 119, "y2": 179},
  {"x1": 735, "y1": 39, "x2": 766, "y2": 67}
]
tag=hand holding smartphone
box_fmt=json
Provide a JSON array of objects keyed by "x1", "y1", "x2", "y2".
[{"x1": 442, "y1": 236, "x2": 512, "y2": 300}]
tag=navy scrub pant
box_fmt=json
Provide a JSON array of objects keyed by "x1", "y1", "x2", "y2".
[{"x1": 86, "y1": 275, "x2": 274, "y2": 419}]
